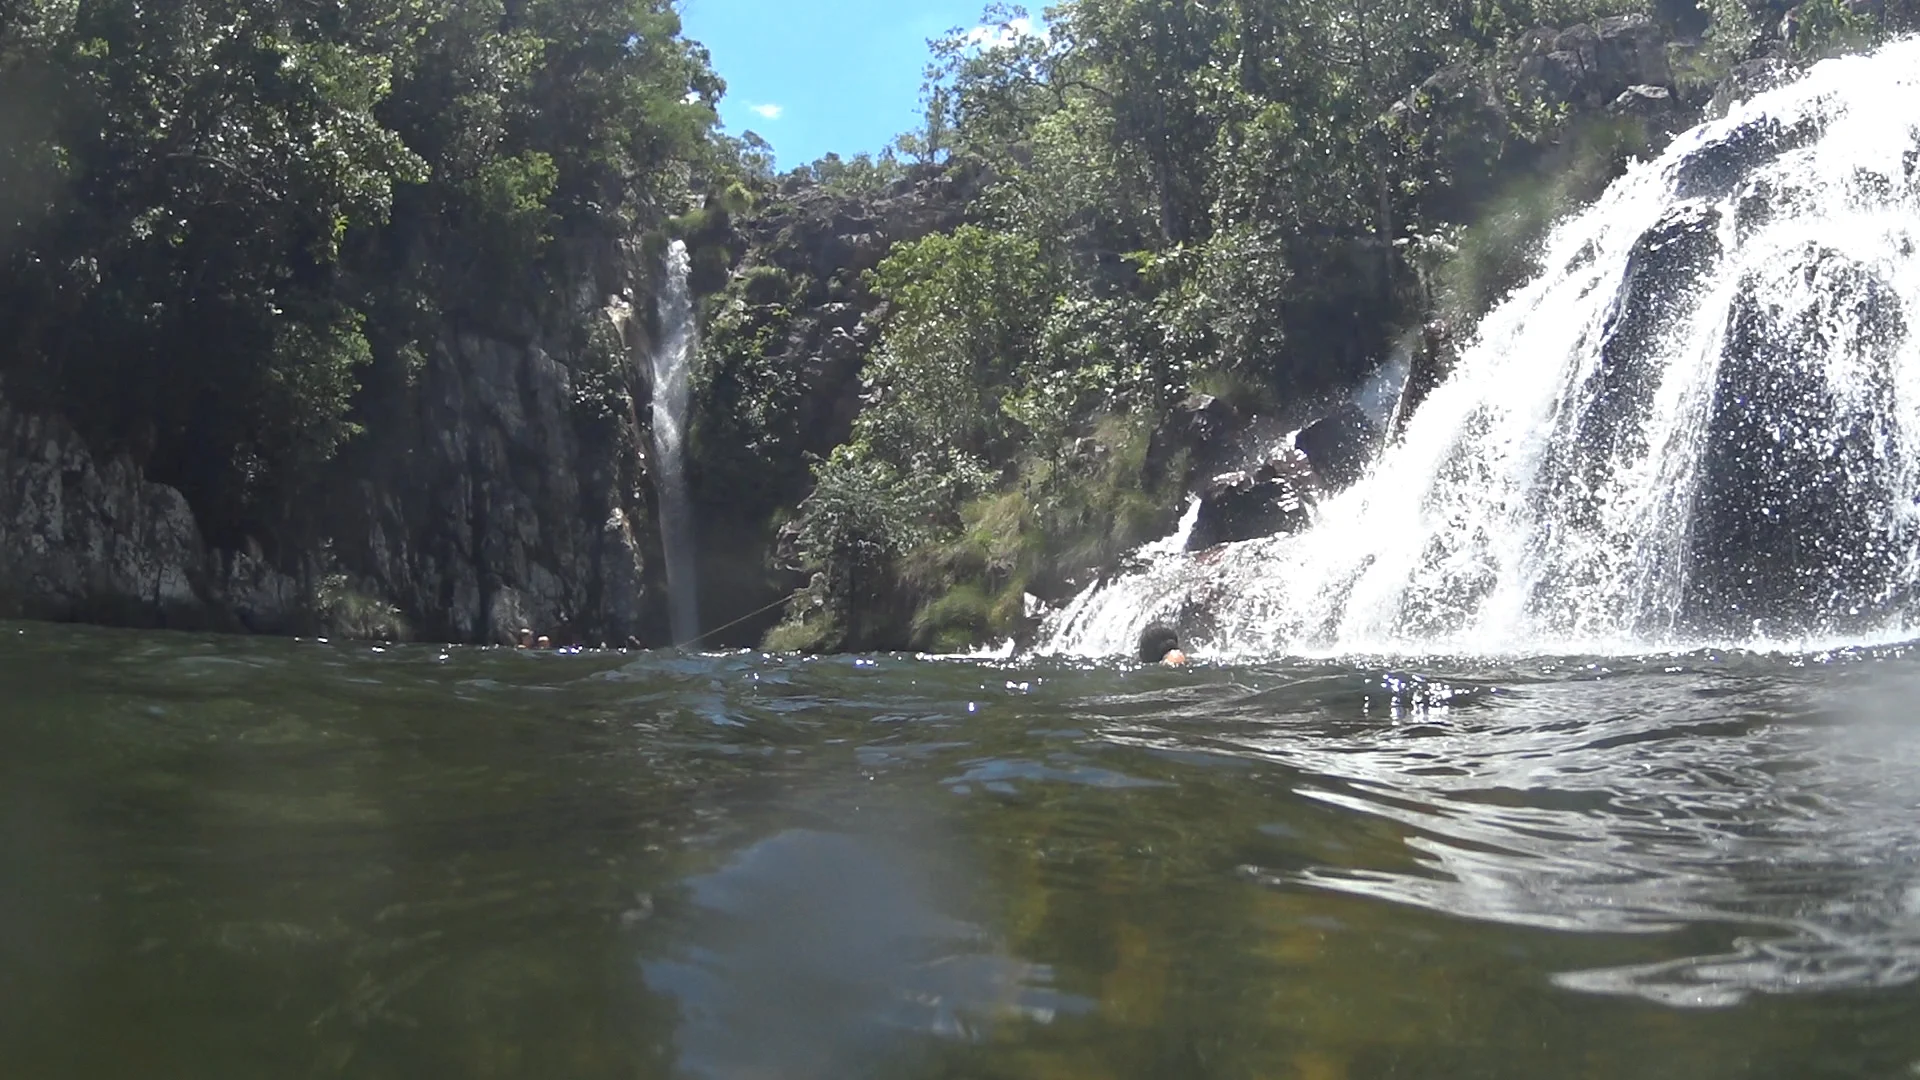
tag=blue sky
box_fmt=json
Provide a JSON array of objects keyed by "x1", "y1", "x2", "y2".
[{"x1": 677, "y1": 0, "x2": 996, "y2": 169}]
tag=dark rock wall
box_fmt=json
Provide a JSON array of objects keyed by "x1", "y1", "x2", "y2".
[
  {"x1": 0, "y1": 245, "x2": 657, "y2": 645},
  {"x1": 0, "y1": 399, "x2": 300, "y2": 631},
  {"x1": 321, "y1": 327, "x2": 652, "y2": 647}
]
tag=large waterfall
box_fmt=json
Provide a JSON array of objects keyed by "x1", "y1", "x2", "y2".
[
  {"x1": 652, "y1": 240, "x2": 701, "y2": 646},
  {"x1": 1044, "y1": 41, "x2": 1920, "y2": 659}
]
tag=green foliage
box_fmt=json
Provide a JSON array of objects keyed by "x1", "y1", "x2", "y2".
[
  {"x1": 793, "y1": 151, "x2": 908, "y2": 198},
  {"x1": 774, "y1": 446, "x2": 943, "y2": 649},
  {"x1": 891, "y1": 412, "x2": 1171, "y2": 649},
  {"x1": 1190, "y1": 366, "x2": 1276, "y2": 417},
  {"x1": 1786, "y1": 0, "x2": 1873, "y2": 57},
  {"x1": 761, "y1": 612, "x2": 840, "y2": 654},
  {"x1": 800, "y1": 448, "x2": 939, "y2": 573},
  {"x1": 770, "y1": 218, "x2": 1081, "y2": 649},
  {"x1": 1696, "y1": 0, "x2": 1912, "y2": 72},
  {"x1": 689, "y1": 269, "x2": 808, "y2": 519},
  {"x1": 858, "y1": 226, "x2": 1054, "y2": 479},
  {"x1": 773, "y1": 0, "x2": 1701, "y2": 651},
  {"x1": 0, "y1": 0, "x2": 724, "y2": 549},
  {"x1": 1699, "y1": 0, "x2": 1761, "y2": 69},
  {"x1": 472, "y1": 151, "x2": 561, "y2": 261},
  {"x1": 266, "y1": 315, "x2": 374, "y2": 470},
  {"x1": 912, "y1": 582, "x2": 997, "y2": 654}
]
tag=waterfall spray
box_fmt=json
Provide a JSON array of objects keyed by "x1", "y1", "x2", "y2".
[
  {"x1": 1042, "y1": 40, "x2": 1920, "y2": 659},
  {"x1": 652, "y1": 240, "x2": 700, "y2": 646}
]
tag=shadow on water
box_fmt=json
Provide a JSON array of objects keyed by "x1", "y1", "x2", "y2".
[{"x1": 6, "y1": 623, "x2": 1920, "y2": 1076}]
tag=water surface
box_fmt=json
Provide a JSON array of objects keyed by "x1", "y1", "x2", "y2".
[{"x1": 4, "y1": 622, "x2": 1920, "y2": 1078}]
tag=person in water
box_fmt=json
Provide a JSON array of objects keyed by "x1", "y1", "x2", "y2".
[{"x1": 1137, "y1": 623, "x2": 1190, "y2": 666}]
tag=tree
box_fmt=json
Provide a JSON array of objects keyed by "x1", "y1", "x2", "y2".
[{"x1": 0, "y1": 0, "x2": 724, "y2": 548}]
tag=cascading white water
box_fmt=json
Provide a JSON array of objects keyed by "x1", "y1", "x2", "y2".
[
  {"x1": 652, "y1": 240, "x2": 701, "y2": 646},
  {"x1": 1043, "y1": 40, "x2": 1920, "y2": 659}
]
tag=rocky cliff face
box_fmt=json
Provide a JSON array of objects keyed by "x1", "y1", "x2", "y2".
[
  {"x1": 0, "y1": 246, "x2": 658, "y2": 646},
  {"x1": 0, "y1": 190, "x2": 999, "y2": 647},
  {"x1": 0, "y1": 399, "x2": 300, "y2": 631},
  {"x1": 316, "y1": 243, "x2": 657, "y2": 646}
]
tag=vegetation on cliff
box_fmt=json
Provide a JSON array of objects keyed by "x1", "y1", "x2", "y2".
[
  {"x1": 4, "y1": 0, "x2": 1916, "y2": 646},
  {"x1": 0, "y1": 0, "x2": 731, "y2": 562},
  {"x1": 745, "y1": 0, "x2": 1919, "y2": 652}
]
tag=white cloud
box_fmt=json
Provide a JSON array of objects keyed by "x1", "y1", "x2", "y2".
[
  {"x1": 963, "y1": 16, "x2": 1039, "y2": 49},
  {"x1": 748, "y1": 102, "x2": 784, "y2": 120}
]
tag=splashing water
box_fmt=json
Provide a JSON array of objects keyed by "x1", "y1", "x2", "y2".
[
  {"x1": 653, "y1": 240, "x2": 700, "y2": 646},
  {"x1": 1043, "y1": 41, "x2": 1920, "y2": 659}
]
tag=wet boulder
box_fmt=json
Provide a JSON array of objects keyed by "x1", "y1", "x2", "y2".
[
  {"x1": 1683, "y1": 246, "x2": 1911, "y2": 635},
  {"x1": 1295, "y1": 403, "x2": 1381, "y2": 491},
  {"x1": 1182, "y1": 402, "x2": 1384, "y2": 550},
  {"x1": 1147, "y1": 393, "x2": 1246, "y2": 483},
  {"x1": 1520, "y1": 15, "x2": 1673, "y2": 110},
  {"x1": 1529, "y1": 202, "x2": 1724, "y2": 541},
  {"x1": 1730, "y1": 175, "x2": 1821, "y2": 243},
  {"x1": 1672, "y1": 112, "x2": 1823, "y2": 201},
  {"x1": 1187, "y1": 460, "x2": 1314, "y2": 551},
  {"x1": 1610, "y1": 84, "x2": 1676, "y2": 122},
  {"x1": 1392, "y1": 320, "x2": 1457, "y2": 439},
  {"x1": 1568, "y1": 202, "x2": 1724, "y2": 487},
  {"x1": 1707, "y1": 58, "x2": 1800, "y2": 121}
]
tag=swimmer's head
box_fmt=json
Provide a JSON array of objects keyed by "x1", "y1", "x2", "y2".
[{"x1": 1137, "y1": 623, "x2": 1182, "y2": 665}]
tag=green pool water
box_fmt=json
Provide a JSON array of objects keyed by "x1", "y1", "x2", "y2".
[{"x1": 4, "y1": 622, "x2": 1919, "y2": 1078}]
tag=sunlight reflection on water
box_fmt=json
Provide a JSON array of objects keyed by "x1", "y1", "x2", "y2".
[{"x1": 1100, "y1": 649, "x2": 1920, "y2": 1007}]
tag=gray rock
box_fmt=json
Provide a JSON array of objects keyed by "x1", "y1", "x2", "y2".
[
  {"x1": 0, "y1": 399, "x2": 300, "y2": 630},
  {"x1": 320, "y1": 304, "x2": 654, "y2": 646},
  {"x1": 1610, "y1": 84, "x2": 1675, "y2": 117},
  {"x1": 1519, "y1": 14, "x2": 1672, "y2": 109},
  {"x1": 1147, "y1": 394, "x2": 1246, "y2": 484},
  {"x1": 1295, "y1": 403, "x2": 1382, "y2": 491},
  {"x1": 1686, "y1": 246, "x2": 1907, "y2": 634},
  {"x1": 1187, "y1": 457, "x2": 1316, "y2": 550},
  {"x1": 1707, "y1": 58, "x2": 1801, "y2": 121}
]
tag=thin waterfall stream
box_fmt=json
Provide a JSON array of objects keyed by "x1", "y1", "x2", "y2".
[
  {"x1": 1042, "y1": 40, "x2": 1920, "y2": 659},
  {"x1": 652, "y1": 239, "x2": 700, "y2": 646}
]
